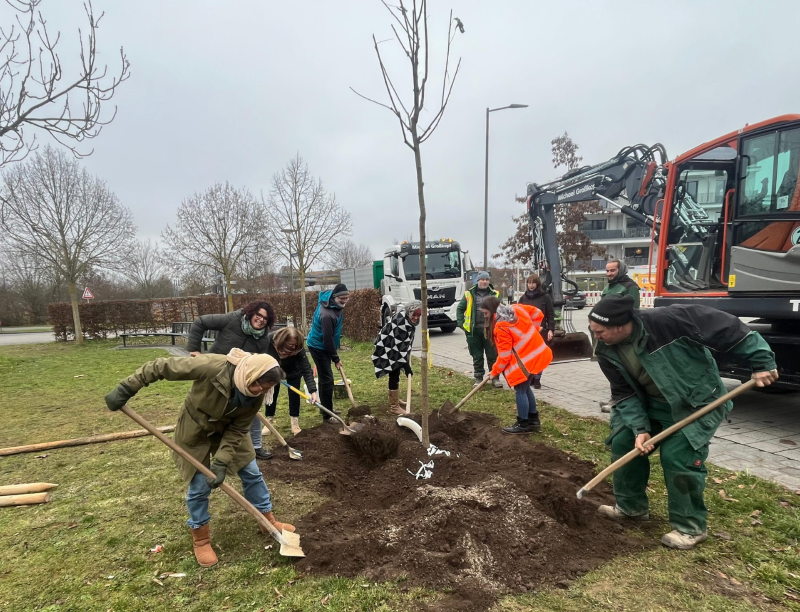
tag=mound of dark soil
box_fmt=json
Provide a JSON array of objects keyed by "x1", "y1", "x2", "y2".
[{"x1": 259, "y1": 411, "x2": 647, "y2": 611}]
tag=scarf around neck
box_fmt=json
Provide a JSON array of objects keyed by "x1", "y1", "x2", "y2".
[{"x1": 241, "y1": 314, "x2": 266, "y2": 339}]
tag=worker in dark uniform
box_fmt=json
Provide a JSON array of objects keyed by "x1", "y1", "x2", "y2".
[{"x1": 589, "y1": 294, "x2": 777, "y2": 550}]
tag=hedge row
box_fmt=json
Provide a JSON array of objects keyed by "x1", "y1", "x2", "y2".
[{"x1": 48, "y1": 289, "x2": 382, "y2": 343}]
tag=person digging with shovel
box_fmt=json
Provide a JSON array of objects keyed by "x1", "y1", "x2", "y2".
[
  {"x1": 372, "y1": 301, "x2": 422, "y2": 415},
  {"x1": 589, "y1": 293, "x2": 778, "y2": 550},
  {"x1": 104, "y1": 348, "x2": 295, "y2": 568},
  {"x1": 480, "y1": 297, "x2": 553, "y2": 435}
]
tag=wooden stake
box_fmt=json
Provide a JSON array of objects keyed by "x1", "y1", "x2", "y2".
[
  {"x1": 0, "y1": 492, "x2": 51, "y2": 507},
  {"x1": 0, "y1": 426, "x2": 176, "y2": 457},
  {"x1": 0, "y1": 483, "x2": 58, "y2": 496}
]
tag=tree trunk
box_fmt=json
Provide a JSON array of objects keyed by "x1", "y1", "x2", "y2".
[
  {"x1": 68, "y1": 281, "x2": 84, "y2": 345},
  {"x1": 299, "y1": 266, "x2": 307, "y2": 334},
  {"x1": 225, "y1": 275, "x2": 234, "y2": 312},
  {"x1": 412, "y1": 136, "x2": 430, "y2": 448}
]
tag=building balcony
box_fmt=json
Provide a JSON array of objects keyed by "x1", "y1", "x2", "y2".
[{"x1": 582, "y1": 229, "x2": 623, "y2": 239}]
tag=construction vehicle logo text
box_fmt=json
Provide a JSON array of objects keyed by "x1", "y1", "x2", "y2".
[
  {"x1": 557, "y1": 183, "x2": 595, "y2": 202},
  {"x1": 791, "y1": 299, "x2": 800, "y2": 313}
]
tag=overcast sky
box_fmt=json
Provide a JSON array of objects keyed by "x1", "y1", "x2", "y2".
[{"x1": 8, "y1": 0, "x2": 800, "y2": 268}]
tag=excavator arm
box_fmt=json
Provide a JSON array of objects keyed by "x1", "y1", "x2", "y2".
[{"x1": 526, "y1": 143, "x2": 668, "y2": 305}]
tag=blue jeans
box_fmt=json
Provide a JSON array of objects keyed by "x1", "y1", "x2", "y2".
[
  {"x1": 513, "y1": 378, "x2": 538, "y2": 420},
  {"x1": 185, "y1": 458, "x2": 272, "y2": 529},
  {"x1": 250, "y1": 377, "x2": 303, "y2": 449}
]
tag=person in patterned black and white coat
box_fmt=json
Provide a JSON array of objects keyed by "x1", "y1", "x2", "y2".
[{"x1": 371, "y1": 301, "x2": 422, "y2": 415}]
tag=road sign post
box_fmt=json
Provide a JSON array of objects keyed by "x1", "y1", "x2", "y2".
[{"x1": 82, "y1": 287, "x2": 95, "y2": 303}]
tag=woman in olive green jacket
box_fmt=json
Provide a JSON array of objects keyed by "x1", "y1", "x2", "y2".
[{"x1": 105, "y1": 348, "x2": 294, "y2": 568}]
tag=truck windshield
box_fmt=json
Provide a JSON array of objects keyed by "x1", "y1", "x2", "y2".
[{"x1": 403, "y1": 250, "x2": 461, "y2": 280}]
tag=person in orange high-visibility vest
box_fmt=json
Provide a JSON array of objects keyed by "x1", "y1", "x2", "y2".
[{"x1": 480, "y1": 297, "x2": 553, "y2": 434}]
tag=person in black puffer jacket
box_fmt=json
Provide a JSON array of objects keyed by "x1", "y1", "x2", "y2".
[
  {"x1": 188, "y1": 300, "x2": 276, "y2": 459},
  {"x1": 249, "y1": 327, "x2": 317, "y2": 447},
  {"x1": 517, "y1": 274, "x2": 555, "y2": 389}
]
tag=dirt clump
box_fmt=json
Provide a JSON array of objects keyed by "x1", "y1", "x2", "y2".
[
  {"x1": 346, "y1": 404, "x2": 372, "y2": 420},
  {"x1": 260, "y1": 411, "x2": 647, "y2": 611}
]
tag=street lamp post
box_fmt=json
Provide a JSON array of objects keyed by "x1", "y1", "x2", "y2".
[{"x1": 483, "y1": 103, "x2": 528, "y2": 270}]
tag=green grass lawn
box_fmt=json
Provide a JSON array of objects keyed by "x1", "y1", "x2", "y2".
[{"x1": 1, "y1": 339, "x2": 799, "y2": 611}]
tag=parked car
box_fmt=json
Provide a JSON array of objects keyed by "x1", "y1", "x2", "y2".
[{"x1": 564, "y1": 290, "x2": 586, "y2": 310}]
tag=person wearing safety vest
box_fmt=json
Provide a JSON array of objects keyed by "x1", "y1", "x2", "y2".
[
  {"x1": 456, "y1": 271, "x2": 502, "y2": 389},
  {"x1": 480, "y1": 296, "x2": 553, "y2": 434}
]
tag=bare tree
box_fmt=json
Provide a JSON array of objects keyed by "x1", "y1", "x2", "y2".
[
  {"x1": 0, "y1": 0, "x2": 130, "y2": 167},
  {"x1": 0, "y1": 145, "x2": 135, "y2": 342},
  {"x1": 162, "y1": 182, "x2": 270, "y2": 312},
  {"x1": 124, "y1": 239, "x2": 173, "y2": 299},
  {"x1": 330, "y1": 239, "x2": 374, "y2": 270},
  {"x1": 551, "y1": 133, "x2": 604, "y2": 269},
  {"x1": 265, "y1": 153, "x2": 352, "y2": 332},
  {"x1": 3, "y1": 248, "x2": 53, "y2": 322},
  {"x1": 353, "y1": 0, "x2": 462, "y2": 446}
]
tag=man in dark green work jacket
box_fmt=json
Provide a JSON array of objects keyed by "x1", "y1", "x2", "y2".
[
  {"x1": 589, "y1": 294, "x2": 778, "y2": 550},
  {"x1": 602, "y1": 259, "x2": 640, "y2": 308}
]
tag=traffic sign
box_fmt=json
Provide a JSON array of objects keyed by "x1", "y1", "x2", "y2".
[{"x1": 82, "y1": 287, "x2": 95, "y2": 300}]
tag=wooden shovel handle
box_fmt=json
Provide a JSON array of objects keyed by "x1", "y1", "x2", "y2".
[
  {"x1": 120, "y1": 405, "x2": 285, "y2": 544},
  {"x1": 454, "y1": 376, "x2": 491, "y2": 411},
  {"x1": 577, "y1": 379, "x2": 756, "y2": 499},
  {"x1": 337, "y1": 363, "x2": 358, "y2": 409},
  {"x1": 257, "y1": 413, "x2": 288, "y2": 448},
  {"x1": 406, "y1": 373, "x2": 412, "y2": 414}
]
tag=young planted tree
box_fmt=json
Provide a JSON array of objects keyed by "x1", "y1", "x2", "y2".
[
  {"x1": 0, "y1": 0, "x2": 130, "y2": 166},
  {"x1": 0, "y1": 146, "x2": 135, "y2": 342},
  {"x1": 354, "y1": 0, "x2": 462, "y2": 447},
  {"x1": 551, "y1": 132, "x2": 604, "y2": 270},
  {"x1": 162, "y1": 182, "x2": 269, "y2": 312},
  {"x1": 265, "y1": 153, "x2": 352, "y2": 332}
]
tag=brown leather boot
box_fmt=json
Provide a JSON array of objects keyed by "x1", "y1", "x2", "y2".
[
  {"x1": 389, "y1": 390, "x2": 405, "y2": 415},
  {"x1": 261, "y1": 511, "x2": 295, "y2": 534},
  {"x1": 190, "y1": 524, "x2": 218, "y2": 567}
]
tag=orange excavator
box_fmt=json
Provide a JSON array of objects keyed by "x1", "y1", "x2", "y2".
[{"x1": 526, "y1": 115, "x2": 800, "y2": 389}]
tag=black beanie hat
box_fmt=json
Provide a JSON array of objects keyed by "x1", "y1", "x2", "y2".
[
  {"x1": 331, "y1": 283, "x2": 350, "y2": 298},
  {"x1": 589, "y1": 294, "x2": 635, "y2": 327}
]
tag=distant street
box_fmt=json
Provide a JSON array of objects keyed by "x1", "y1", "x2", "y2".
[{"x1": 0, "y1": 331, "x2": 54, "y2": 346}]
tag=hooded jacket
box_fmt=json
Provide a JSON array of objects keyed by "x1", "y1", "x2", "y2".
[
  {"x1": 489, "y1": 304, "x2": 553, "y2": 386},
  {"x1": 602, "y1": 261, "x2": 641, "y2": 308},
  {"x1": 307, "y1": 290, "x2": 344, "y2": 362},
  {"x1": 120, "y1": 354, "x2": 263, "y2": 483},
  {"x1": 596, "y1": 304, "x2": 775, "y2": 450}
]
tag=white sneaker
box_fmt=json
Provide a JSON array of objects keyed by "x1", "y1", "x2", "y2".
[
  {"x1": 598, "y1": 505, "x2": 649, "y2": 521},
  {"x1": 261, "y1": 416, "x2": 274, "y2": 436},
  {"x1": 661, "y1": 530, "x2": 708, "y2": 550},
  {"x1": 290, "y1": 416, "x2": 301, "y2": 435}
]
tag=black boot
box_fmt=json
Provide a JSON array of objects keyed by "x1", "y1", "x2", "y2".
[
  {"x1": 502, "y1": 418, "x2": 532, "y2": 435},
  {"x1": 529, "y1": 412, "x2": 542, "y2": 433},
  {"x1": 254, "y1": 447, "x2": 273, "y2": 460}
]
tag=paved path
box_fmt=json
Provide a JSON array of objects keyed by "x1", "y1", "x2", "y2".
[
  {"x1": 419, "y1": 308, "x2": 800, "y2": 491},
  {"x1": 0, "y1": 331, "x2": 54, "y2": 346}
]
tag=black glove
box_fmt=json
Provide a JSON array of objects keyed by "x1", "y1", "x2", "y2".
[
  {"x1": 105, "y1": 383, "x2": 136, "y2": 411},
  {"x1": 205, "y1": 459, "x2": 228, "y2": 489},
  {"x1": 403, "y1": 364, "x2": 413, "y2": 377}
]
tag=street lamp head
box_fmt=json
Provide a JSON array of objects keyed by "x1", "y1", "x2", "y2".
[{"x1": 508, "y1": 104, "x2": 528, "y2": 109}]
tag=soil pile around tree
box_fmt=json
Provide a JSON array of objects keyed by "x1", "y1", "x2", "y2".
[{"x1": 260, "y1": 411, "x2": 647, "y2": 611}]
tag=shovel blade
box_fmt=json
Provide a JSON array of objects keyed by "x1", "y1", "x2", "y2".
[
  {"x1": 278, "y1": 530, "x2": 305, "y2": 557},
  {"x1": 439, "y1": 399, "x2": 457, "y2": 416},
  {"x1": 337, "y1": 422, "x2": 366, "y2": 436},
  {"x1": 288, "y1": 448, "x2": 303, "y2": 461}
]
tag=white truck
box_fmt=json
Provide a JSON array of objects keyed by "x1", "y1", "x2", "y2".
[{"x1": 379, "y1": 239, "x2": 477, "y2": 332}]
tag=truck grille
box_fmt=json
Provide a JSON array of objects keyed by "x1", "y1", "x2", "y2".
[{"x1": 413, "y1": 286, "x2": 456, "y2": 308}]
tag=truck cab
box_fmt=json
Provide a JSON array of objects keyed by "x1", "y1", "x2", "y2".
[{"x1": 381, "y1": 239, "x2": 476, "y2": 332}]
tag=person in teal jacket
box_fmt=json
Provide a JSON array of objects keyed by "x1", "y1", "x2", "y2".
[
  {"x1": 307, "y1": 284, "x2": 349, "y2": 421},
  {"x1": 589, "y1": 294, "x2": 778, "y2": 550}
]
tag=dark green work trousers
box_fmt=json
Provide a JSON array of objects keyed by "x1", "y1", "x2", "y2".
[
  {"x1": 610, "y1": 399, "x2": 709, "y2": 535},
  {"x1": 465, "y1": 329, "x2": 497, "y2": 380}
]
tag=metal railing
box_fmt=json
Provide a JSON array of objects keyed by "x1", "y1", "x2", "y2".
[{"x1": 581, "y1": 229, "x2": 623, "y2": 239}]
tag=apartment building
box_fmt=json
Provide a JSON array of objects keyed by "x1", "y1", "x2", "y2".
[{"x1": 577, "y1": 200, "x2": 653, "y2": 270}]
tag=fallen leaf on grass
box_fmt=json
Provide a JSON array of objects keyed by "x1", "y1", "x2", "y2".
[
  {"x1": 158, "y1": 573, "x2": 185, "y2": 579},
  {"x1": 718, "y1": 489, "x2": 739, "y2": 502},
  {"x1": 321, "y1": 594, "x2": 331, "y2": 605},
  {"x1": 750, "y1": 510, "x2": 762, "y2": 517},
  {"x1": 780, "y1": 501, "x2": 791, "y2": 508},
  {"x1": 35, "y1": 454, "x2": 48, "y2": 459},
  {"x1": 736, "y1": 519, "x2": 743, "y2": 524},
  {"x1": 74, "y1": 374, "x2": 84, "y2": 378},
  {"x1": 751, "y1": 519, "x2": 763, "y2": 526},
  {"x1": 713, "y1": 478, "x2": 724, "y2": 484},
  {"x1": 738, "y1": 484, "x2": 745, "y2": 489},
  {"x1": 713, "y1": 531, "x2": 732, "y2": 540},
  {"x1": 152, "y1": 578, "x2": 164, "y2": 587},
  {"x1": 786, "y1": 592, "x2": 800, "y2": 602},
  {"x1": 730, "y1": 578, "x2": 742, "y2": 586},
  {"x1": 274, "y1": 587, "x2": 283, "y2": 598},
  {"x1": 717, "y1": 571, "x2": 729, "y2": 579}
]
